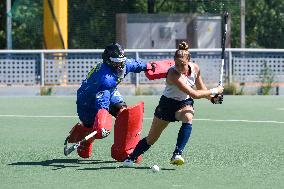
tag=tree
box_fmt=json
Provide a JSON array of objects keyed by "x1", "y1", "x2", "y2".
[
  {"x1": 246, "y1": 0, "x2": 284, "y2": 48},
  {"x1": 1, "y1": 0, "x2": 283, "y2": 49},
  {"x1": 69, "y1": 0, "x2": 147, "y2": 48},
  {"x1": 0, "y1": 2, "x2": 6, "y2": 49}
]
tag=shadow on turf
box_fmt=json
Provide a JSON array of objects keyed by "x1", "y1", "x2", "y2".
[
  {"x1": 8, "y1": 158, "x2": 117, "y2": 170},
  {"x1": 9, "y1": 159, "x2": 176, "y2": 171},
  {"x1": 78, "y1": 166, "x2": 176, "y2": 171}
]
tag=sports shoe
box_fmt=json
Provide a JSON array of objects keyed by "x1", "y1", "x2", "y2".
[
  {"x1": 123, "y1": 158, "x2": 134, "y2": 167},
  {"x1": 170, "y1": 154, "x2": 185, "y2": 165}
]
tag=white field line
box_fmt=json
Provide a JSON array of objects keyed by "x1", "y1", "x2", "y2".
[
  {"x1": 0, "y1": 115, "x2": 75, "y2": 118},
  {"x1": 276, "y1": 108, "x2": 284, "y2": 111},
  {"x1": 0, "y1": 114, "x2": 284, "y2": 124},
  {"x1": 192, "y1": 118, "x2": 284, "y2": 124}
]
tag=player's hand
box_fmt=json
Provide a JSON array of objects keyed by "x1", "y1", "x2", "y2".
[
  {"x1": 217, "y1": 85, "x2": 224, "y2": 94},
  {"x1": 210, "y1": 86, "x2": 224, "y2": 95},
  {"x1": 211, "y1": 94, "x2": 223, "y2": 104}
]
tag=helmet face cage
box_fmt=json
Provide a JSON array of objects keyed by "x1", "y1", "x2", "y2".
[{"x1": 102, "y1": 43, "x2": 126, "y2": 70}]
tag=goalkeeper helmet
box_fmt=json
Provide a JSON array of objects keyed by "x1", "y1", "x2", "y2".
[{"x1": 102, "y1": 43, "x2": 126, "y2": 70}]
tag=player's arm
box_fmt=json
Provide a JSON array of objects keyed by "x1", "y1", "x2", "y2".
[
  {"x1": 194, "y1": 64, "x2": 212, "y2": 100},
  {"x1": 125, "y1": 58, "x2": 148, "y2": 73},
  {"x1": 195, "y1": 64, "x2": 208, "y2": 90},
  {"x1": 95, "y1": 90, "x2": 111, "y2": 110},
  {"x1": 145, "y1": 60, "x2": 175, "y2": 80},
  {"x1": 95, "y1": 75, "x2": 117, "y2": 110},
  {"x1": 126, "y1": 58, "x2": 175, "y2": 80},
  {"x1": 194, "y1": 64, "x2": 224, "y2": 104},
  {"x1": 167, "y1": 68, "x2": 223, "y2": 99}
]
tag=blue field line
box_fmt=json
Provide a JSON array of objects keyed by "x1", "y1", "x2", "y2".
[{"x1": 0, "y1": 114, "x2": 284, "y2": 124}]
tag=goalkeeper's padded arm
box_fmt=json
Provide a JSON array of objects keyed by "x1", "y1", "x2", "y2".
[{"x1": 145, "y1": 60, "x2": 175, "y2": 80}]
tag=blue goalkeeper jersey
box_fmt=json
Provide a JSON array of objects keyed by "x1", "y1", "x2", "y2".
[{"x1": 76, "y1": 58, "x2": 146, "y2": 124}]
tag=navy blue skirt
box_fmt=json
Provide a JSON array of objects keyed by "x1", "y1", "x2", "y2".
[{"x1": 154, "y1": 95, "x2": 194, "y2": 122}]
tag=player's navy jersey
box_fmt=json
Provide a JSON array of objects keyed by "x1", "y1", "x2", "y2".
[{"x1": 76, "y1": 58, "x2": 146, "y2": 124}]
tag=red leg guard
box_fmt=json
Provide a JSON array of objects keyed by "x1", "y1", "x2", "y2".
[
  {"x1": 67, "y1": 123, "x2": 94, "y2": 158},
  {"x1": 111, "y1": 102, "x2": 144, "y2": 162},
  {"x1": 67, "y1": 109, "x2": 112, "y2": 158},
  {"x1": 77, "y1": 141, "x2": 93, "y2": 158},
  {"x1": 68, "y1": 123, "x2": 93, "y2": 143},
  {"x1": 92, "y1": 109, "x2": 113, "y2": 139}
]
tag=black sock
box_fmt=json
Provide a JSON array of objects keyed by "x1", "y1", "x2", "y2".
[{"x1": 129, "y1": 137, "x2": 151, "y2": 161}]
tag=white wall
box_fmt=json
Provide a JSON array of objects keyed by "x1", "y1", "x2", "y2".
[{"x1": 127, "y1": 22, "x2": 187, "y2": 49}]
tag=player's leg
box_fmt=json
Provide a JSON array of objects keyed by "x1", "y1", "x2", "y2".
[
  {"x1": 111, "y1": 100, "x2": 145, "y2": 162},
  {"x1": 66, "y1": 106, "x2": 113, "y2": 158},
  {"x1": 109, "y1": 90, "x2": 127, "y2": 117},
  {"x1": 109, "y1": 89, "x2": 136, "y2": 161},
  {"x1": 123, "y1": 95, "x2": 174, "y2": 167},
  {"x1": 65, "y1": 89, "x2": 113, "y2": 158},
  {"x1": 68, "y1": 101, "x2": 98, "y2": 143},
  {"x1": 67, "y1": 122, "x2": 93, "y2": 143},
  {"x1": 171, "y1": 104, "x2": 194, "y2": 165},
  {"x1": 124, "y1": 116, "x2": 169, "y2": 166},
  {"x1": 65, "y1": 122, "x2": 94, "y2": 158},
  {"x1": 92, "y1": 109, "x2": 113, "y2": 139},
  {"x1": 65, "y1": 104, "x2": 95, "y2": 158},
  {"x1": 76, "y1": 105, "x2": 97, "y2": 158},
  {"x1": 75, "y1": 108, "x2": 112, "y2": 158}
]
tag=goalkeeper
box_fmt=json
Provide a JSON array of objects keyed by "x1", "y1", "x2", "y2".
[
  {"x1": 123, "y1": 41, "x2": 223, "y2": 166},
  {"x1": 64, "y1": 42, "x2": 155, "y2": 159}
]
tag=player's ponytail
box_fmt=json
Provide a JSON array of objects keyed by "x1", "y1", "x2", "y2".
[
  {"x1": 178, "y1": 41, "x2": 189, "y2": 51},
  {"x1": 174, "y1": 41, "x2": 191, "y2": 61}
]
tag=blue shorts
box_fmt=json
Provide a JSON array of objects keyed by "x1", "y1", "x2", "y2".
[{"x1": 154, "y1": 95, "x2": 194, "y2": 122}]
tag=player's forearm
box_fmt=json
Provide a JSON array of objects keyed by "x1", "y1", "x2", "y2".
[
  {"x1": 183, "y1": 87, "x2": 221, "y2": 99},
  {"x1": 189, "y1": 89, "x2": 211, "y2": 99},
  {"x1": 196, "y1": 85, "x2": 211, "y2": 100},
  {"x1": 177, "y1": 82, "x2": 210, "y2": 99},
  {"x1": 127, "y1": 59, "x2": 148, "y2": 73},
  {"x1": 197, "y1": 85, "x2": 216, "y2": 101}
]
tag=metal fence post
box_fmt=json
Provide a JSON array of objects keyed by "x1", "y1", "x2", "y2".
[
  {"x1": 40, "y1": 52, "x2": 45, "y2": 87},
  {"x1": 228, "y1": 49, "x2": 232, "y2": 85},
  {"x1": 6, "y1": 0, "x2": 12, "y2": 49},
  {"x1": 135, "y1": 51, "x2": 140, "y2": 89}
]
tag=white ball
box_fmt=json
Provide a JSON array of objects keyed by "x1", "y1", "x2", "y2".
[{"x1": 151, "y1": 165, "x2": 160, "y2": 172}]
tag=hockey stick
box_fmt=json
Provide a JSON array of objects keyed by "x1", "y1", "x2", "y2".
[
  {"x1": 64, "y1": 130, "x2": 97, "y2": 156},
  {"x1": 219, "y1": 11, "x2": 229, "y2": 86}
]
